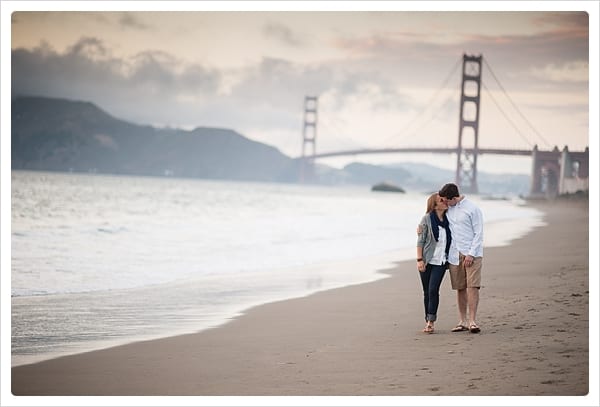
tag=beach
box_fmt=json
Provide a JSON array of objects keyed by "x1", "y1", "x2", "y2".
[{"x1": 10, "y1": 198, "x2": 591, "y2": 398}]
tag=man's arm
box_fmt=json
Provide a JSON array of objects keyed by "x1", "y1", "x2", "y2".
[{"x1": 468, "y1": 207, "x2": 484, "y2": 257}]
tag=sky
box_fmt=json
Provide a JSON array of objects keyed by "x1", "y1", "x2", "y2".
[{"x1": 3, "y1": 1, "x2": 598, "y2": 175}]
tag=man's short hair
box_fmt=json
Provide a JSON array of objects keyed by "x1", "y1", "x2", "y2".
[{"x1": 439, "y1": 183, "x2": 460, "y2": 199}]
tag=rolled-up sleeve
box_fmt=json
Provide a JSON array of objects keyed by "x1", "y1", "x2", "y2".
[{"x1": 417, "y1": 216, "x2": 428, "y2": 248}]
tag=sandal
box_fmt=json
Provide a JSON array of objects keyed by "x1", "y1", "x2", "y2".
[
  {"x1": 423, "y1": 325, "x2": 434, "y2": 334},
  {"x1": 469, "y1": 323, "x2": 481, "y2": 333},
  {"x1": 451, "y1": 324, "x2": 469, "y2": 332}
]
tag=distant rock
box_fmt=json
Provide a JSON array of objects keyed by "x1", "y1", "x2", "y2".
[{"x1": 371, "y1": 182, "x2": 405, "y2": 193}]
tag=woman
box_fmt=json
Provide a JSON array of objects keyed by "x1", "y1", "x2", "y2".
[{"x1": 416, "y1": 193, "x2": 452, "y2": 334}]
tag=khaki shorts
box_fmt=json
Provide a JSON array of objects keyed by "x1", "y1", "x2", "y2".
[{"x1": 449, "y1": 253, "x2": 482, "y2": 290}]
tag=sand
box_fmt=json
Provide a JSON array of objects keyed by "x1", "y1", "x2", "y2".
[{"x1": 10, "y1": 198, "x2": 592, "y2": 399}]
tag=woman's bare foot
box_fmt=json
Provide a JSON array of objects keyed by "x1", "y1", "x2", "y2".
[{"x1": 422, "y1": 322, "x2": 434, "y2": 334}]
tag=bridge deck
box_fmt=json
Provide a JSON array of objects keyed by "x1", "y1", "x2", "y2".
[{"x1": 305, "y1": 147, "x2": 533, "y2": 159}]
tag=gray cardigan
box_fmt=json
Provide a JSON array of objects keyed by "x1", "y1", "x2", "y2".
[{"x1": 417, "y1": 213, "x2": 445, "y2": 265}]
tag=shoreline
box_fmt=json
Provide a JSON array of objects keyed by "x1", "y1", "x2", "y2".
[
  {"x1": 10, "y1": 200, "x2": 543, "y2": 368},
  {"x1": 9, "y1": 198, "x2": 593, "y2": 399},
  {"x1": 10, "y1": 249, "x2": 406, "y2": 368}
]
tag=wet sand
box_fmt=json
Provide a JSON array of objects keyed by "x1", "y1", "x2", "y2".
[{"x1": 10, "y1": 198, "x2": 592, "y2": 399}]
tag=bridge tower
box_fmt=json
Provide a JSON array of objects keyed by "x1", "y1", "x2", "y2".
[
  {"x1": 456, "y1": 54, "x2": 482, "y2": 193},
  {"x1": 300, "y1": 95, "x2": 318, "y2": 183}
]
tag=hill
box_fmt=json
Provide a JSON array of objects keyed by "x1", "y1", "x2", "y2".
[
  {"x1": 12, "y1": 96, "x2": 299, "y2": 182},
  {"x1": 11, "y1": 96, "x2": 530, "y2": 194}
]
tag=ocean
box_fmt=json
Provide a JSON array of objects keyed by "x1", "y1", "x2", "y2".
[{"x1": 10, "y1": 170, "x2": 545, "y2": 366}]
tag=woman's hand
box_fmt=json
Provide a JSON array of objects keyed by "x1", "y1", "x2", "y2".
[{"x1": 417, "y1": 260, "x2": 425, "y2": 272}]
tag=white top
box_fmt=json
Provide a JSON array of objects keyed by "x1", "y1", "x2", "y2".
[
  {"x1": 429, "y1": 226, "x2": 447, "y2": 266},
  {"x1": 446, "y1": 197, "x2": 484, "y2": 265}
]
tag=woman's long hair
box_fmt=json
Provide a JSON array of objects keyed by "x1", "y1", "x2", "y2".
[{"x1": 426, "y1": 193, "x2": 438, "y2": 214}]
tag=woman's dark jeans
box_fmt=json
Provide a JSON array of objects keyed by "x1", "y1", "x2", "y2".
[{"x1": 419, "y1": 263, "x2": 447, "y2": 322}]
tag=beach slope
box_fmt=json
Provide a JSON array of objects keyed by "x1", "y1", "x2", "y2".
[{"x1": 11, "y1": 199, "x2": 590, "y2": 396}]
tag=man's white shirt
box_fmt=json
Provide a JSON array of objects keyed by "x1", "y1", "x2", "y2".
[{"x1": 446, "y1": 197, "x2": 484, "y2": 265}]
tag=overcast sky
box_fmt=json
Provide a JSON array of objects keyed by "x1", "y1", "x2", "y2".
[{"x1": 5, "y1": 2, "x2": 597, "y2": 174}]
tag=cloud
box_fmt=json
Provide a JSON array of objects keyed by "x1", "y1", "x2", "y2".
[
  {"x1": 529, "y1": 60, "x2": 589, "y2": 83},
  {"x1": 12, "y1": 41, "x2": 123, "y2": 99},
  {"x1": 532, "y1": 11, "x2": 589, "y2": 37},
  {"x1": 327, "y1": 13, "x2": 588, "y2": 92},
  {"x1": 118, "y1": 12, "x2": 152, "y2": 30},
  {"x1": 11, "y1": 38, "x2": 332, "y2": 133},
  {"x1": 7, "y1": 35, "x2": 472, "y2": 151},
  {"x1": 12, "y1": 38, "x2": 222, "y2": 112},
  {"x1": 67, "y1": 37, "x2": 110, "y2": 59},
  {"x1": 263, "y1": 22, "x2": 303, "y2": 47},
  {"x1": 231, "y1": 57, "x2": 331, "y2": 104}
]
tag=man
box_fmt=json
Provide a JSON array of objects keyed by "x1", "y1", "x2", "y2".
[{"x1": 438, "y1": 183, "x2": 484, "y2": 334}]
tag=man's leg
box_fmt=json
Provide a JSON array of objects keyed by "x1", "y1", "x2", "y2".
[
  {"x1": 466, "y1": 257, "x2": 483, "y2": 331},
  {"x1": 467, "y1": 287, "x2": 480, "y2": 325},
  {"x1": 457, "y1": 288, "x2": 468, "y2": 325},
  {"x1": 449, "y1": 263, "x2": 468, "y2": 329}
]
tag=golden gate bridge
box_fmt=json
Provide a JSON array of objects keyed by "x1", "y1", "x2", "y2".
[{"x1": 298, "y1": 54, "x2": 589, "y2": 197}]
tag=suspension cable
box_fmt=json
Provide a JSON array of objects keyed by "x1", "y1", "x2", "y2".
[
  {"x1": 483, "y1": 58, "x2": 552, "y2": 149},
  {"x1": 380, "y1": 55, "x2": 463, "y2": 147},
  {"x1": 482, "y1": 82, "x2": 537, "y2": 148}
]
